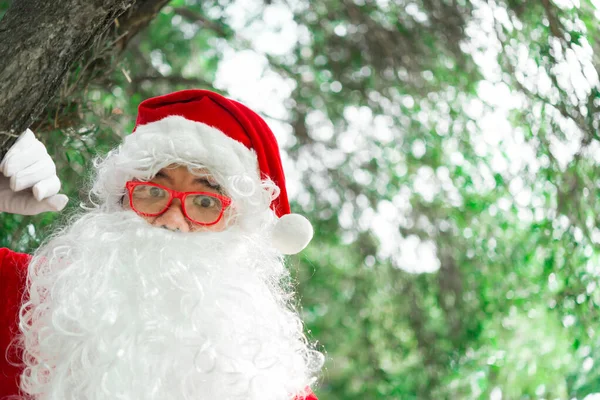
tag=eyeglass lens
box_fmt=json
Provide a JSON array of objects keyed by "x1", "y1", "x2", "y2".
[{"x1": 131, "y1": 184, "x2": 224, "y2": 224}]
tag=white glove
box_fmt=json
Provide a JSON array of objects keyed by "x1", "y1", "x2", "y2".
[{"x1": 0, "y1": 129, "x2": 68, "y2": 215}]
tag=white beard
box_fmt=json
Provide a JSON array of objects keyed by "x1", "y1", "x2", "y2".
[{"x1": 19, "y1": 211, "x2": 322, "y2": 400}]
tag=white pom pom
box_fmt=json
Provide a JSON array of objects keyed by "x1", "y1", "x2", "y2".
[{"x1": 272, "y1": 213, "x2": 314, "y2": 255}]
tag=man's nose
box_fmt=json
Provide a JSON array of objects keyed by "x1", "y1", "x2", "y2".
[{"x1": 153, "y1": 198, "x2": 190, "y2": 232}]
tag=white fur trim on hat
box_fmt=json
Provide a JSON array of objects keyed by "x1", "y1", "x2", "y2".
[
  {"x1": 271, "y1": 214, "x2": 314, "y2": 255},
  {"x1": 133, "y1": 115, "x2": 260, "y2": 179}
]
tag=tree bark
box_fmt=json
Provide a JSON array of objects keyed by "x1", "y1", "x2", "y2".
[
  {"x1": 28, "y1": 0, "x2": 171, "y2": 133},
  {"x1": 0, "y1": 0, "x2": 136, "y2": 158}
]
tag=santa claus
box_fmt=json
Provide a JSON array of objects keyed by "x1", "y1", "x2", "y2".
[{"x1": 0, "y1": 90, "x2": 323, "y2": 400}]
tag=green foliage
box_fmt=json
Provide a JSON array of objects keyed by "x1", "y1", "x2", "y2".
[{"x1": 2, "y1": 0, "x2": 600, "y2": 398}]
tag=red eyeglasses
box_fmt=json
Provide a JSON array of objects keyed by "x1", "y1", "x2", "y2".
[{"x1": 125, "y1": 181, "x2": 232, "y2": 226}]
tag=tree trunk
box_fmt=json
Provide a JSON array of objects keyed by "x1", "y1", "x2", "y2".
[{"x1": 0, "y1": 0, "x2": 136, "y2": 158}]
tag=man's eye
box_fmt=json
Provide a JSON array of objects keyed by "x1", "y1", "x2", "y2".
[
  {"x1": 149, "y1": 187, "x2": 165, "y2": 197},
  {"x1": 193, "y1": 195, "x2": 218, "y2": 208}
]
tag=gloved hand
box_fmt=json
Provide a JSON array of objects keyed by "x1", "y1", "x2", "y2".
[{"x1": 0, "y1": 129, "x2": 68, "y2": 215}]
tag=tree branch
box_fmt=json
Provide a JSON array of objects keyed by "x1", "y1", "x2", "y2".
[
  {"x1": 0, "y1": 0, "x2": 137, "y2": 157},
  {"x1": 0, "y1": 0, "x2": 173, "y2": 157},
  {"x1": 173, "y1": 7, "x2": 231, "y2": 38},
  {"x1": 131, "y1": 74, "x2": 214, "y2": 88}
]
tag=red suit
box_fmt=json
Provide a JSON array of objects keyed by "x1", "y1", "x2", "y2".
[
  {"x1": 0, "y1": 248, "x2": 317, "y2": 400},
  {"x1": 0, "y1": 248, "x2": 29, "y2": 400}
]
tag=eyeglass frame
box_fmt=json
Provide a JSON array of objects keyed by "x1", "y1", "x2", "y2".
[{"x1": 125, "y1": 181, "x2": 232, "y2": 226}]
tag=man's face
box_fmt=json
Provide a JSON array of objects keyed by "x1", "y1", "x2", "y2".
[{"x1": 123, "y1": 164, "x2": 229, "y2": 232}]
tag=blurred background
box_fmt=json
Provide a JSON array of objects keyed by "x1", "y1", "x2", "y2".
[{"x1": 1, "y1": 0, "x2": 599, "y2": 398}]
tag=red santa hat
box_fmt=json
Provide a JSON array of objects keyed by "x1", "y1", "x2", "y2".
[{"x1": 133, "y1": 89, "x2": 313, "y2": 255}]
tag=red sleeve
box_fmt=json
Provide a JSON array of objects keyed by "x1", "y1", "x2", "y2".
[{"x1": 0, "y1": 248, "x2": 30, "y2": 399}]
